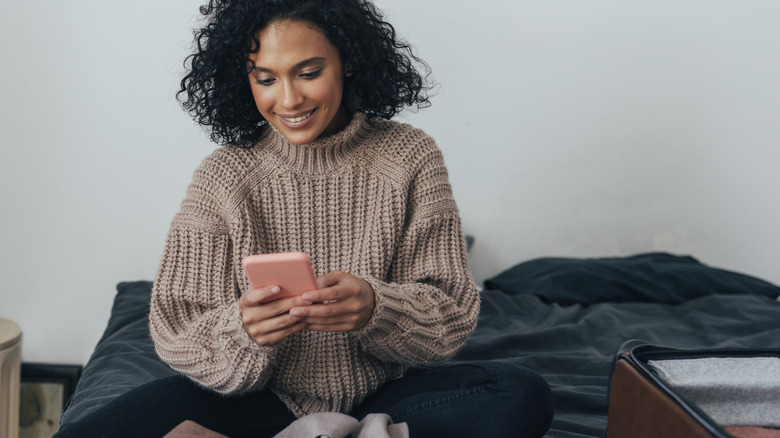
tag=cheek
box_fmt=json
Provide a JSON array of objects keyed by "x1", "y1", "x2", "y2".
[
  {"x1": 308, "y1": 74, "x2": 344, "y2": 105},
  {"x1": 249, "y1": 85, "x2": 273, "y2": 113}
]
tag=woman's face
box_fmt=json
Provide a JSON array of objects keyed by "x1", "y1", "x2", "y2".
[{"x1": 247, "y1": 20, "x2": 351, "y2": 145}]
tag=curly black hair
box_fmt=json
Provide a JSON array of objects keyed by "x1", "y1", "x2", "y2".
[{"x1": 177, "y1": 0, "x2": 433, "y2": 147}]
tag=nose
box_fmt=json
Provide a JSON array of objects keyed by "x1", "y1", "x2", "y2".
[{"x1": 280, "y1": 79, "x2": 304, "y2": 109}]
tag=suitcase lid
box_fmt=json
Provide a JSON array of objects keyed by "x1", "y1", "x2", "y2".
[{"x1": 607, "y1": 340, "x2": 780, "y2": 438}]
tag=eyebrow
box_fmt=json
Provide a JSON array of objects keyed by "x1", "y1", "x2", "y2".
[{"x1": 251, "y1": 57, "x2": 327, "y2": 73}]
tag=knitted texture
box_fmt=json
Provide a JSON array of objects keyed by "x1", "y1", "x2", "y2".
[{"x1": 150, "y1": 113, "x2": 480, "y2": 417}]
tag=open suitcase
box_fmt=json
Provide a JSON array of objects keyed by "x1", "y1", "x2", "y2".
[{"x1": 606, "y1": 340, "x2": 780, "y2": 438}]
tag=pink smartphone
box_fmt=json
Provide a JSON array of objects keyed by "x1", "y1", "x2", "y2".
[{"x1": 242, "y1": 252, "x2": 318, "y2": 302}]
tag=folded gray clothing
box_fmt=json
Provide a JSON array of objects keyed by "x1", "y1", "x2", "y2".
[
  {"x1": 648, "y1": 357, "x2": 780, "y2": 427},
  {"x1": 274, "y1": 413, "x2": 409, "y2": 438}
]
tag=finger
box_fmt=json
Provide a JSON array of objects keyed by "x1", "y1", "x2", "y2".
[
  {"x1": 316, "y1": 270, "x2": 347, "y2": 289},
  {"x1": 244, "y1": 311, "x2": 301, "y2": 336},
  {"x1": 242, "y1": 296, "x2": 303, "y2": 326},
  {"x1": 305, "y1": 323, "x2": 354, "y2": 332},
  {"x1": 299, "y1": 299, "x2": 372, "y2": 331},
  {"x1": 306, "y1": 279, "x2": 363, "y2": 304},
  {"x1": 290, "y1": 300, "x2": 348, "y2": 318},
  {"x1": 250, "y1": 318, "x2": 307, "y2": 346},
  {"x1": 301, "y1": 286, "x2": 341, "y2": 305},
  {"x1": 303, "y1": 304, "x2": 365, "y2": 328},
  {"x1": 241, "y1": 285, "x2": 281, "y2": 307}
]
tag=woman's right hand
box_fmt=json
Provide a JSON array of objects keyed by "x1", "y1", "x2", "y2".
[{"x1": 238, "y1": 286, "x2": 309, "y2": 346}]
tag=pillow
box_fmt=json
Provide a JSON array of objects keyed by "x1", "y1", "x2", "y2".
[
  {"x1": 483, "y1": 252, "x2": 780, "y2": 305},
  {"x1": 61, "y1": 281, "x2": 176, "y2": 425}
]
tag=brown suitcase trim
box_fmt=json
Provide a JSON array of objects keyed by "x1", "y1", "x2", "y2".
[
  {"x1": 605, "y1": 341, "x2": 764, "y2": 438},
  {"x1": 607, "y1": 358, "x2": 724, "y2": 438}
]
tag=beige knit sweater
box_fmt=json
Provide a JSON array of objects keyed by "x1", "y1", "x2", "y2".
[{"x1": 150, "y1": 112, "x2": 480, "y2": 417}]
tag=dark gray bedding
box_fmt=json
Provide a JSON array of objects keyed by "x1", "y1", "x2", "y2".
[{"x1": 61, "y1": 253, "x2": 780, "y2": 437}]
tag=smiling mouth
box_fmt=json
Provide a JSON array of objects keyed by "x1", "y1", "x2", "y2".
[{"x1": 281, "y1": 109, "x2": 315, "y2": 123}]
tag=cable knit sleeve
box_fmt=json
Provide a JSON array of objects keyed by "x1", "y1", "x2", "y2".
[
  {"x1": 149, "y1": 155, "x2": 275, "y2": 394},
  {"x1": 356, "y1": 137, "x2": 480, "y2": 366}
]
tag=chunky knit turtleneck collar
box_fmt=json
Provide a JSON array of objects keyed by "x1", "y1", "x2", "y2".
[{"x1": 258, "y1": 112, "x2": 372, "y2": 175}]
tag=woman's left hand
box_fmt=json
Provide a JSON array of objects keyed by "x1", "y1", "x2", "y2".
[{"x1": 289, "y1": 270, "x2": 375, "y2": 332}]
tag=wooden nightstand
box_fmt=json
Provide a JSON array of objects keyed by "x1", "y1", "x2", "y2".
[{"x1": 0, "y1": 319, "x2": 22, "y2": 438}]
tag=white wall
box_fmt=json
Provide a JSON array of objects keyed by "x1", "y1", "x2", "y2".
[{"x1": 2, "y1": 1, "x2": 779, "y2": 365}]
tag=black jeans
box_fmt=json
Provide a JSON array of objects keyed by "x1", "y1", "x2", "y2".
[{"x1": 55, "y1": 360, "x2": 553, "y2": 438}]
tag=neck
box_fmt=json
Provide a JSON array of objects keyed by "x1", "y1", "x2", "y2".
[
  {"x1": 320, "y1": 106, "x2": 353, "y2": 138},
  {"x1": 260, "y1": 112, "x2": 369, "y2": 175}
]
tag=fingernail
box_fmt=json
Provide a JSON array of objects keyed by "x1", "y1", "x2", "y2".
[
  {"x1": 302, "y1": 292, "x2": 312, "y2": 302},
  {"x1": 271, "y1": 286, "x2": 280, "y2": 293},
  {"x1": 290, "y1": 308, "x2": 301, "y2": 316}
]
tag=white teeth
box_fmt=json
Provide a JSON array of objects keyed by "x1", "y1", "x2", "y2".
[{"x1": 284, "y1": 111, "x2": 313, "y2": 123}]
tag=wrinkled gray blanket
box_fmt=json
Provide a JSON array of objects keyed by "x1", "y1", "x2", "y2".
[{"x1": 61, "y1": 253, "x2": 780, "y2": 438}]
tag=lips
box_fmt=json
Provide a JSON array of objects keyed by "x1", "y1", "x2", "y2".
[
  {"x1": 283, "y1": 110, "x2": 314, "y2": 123},
  {"x1": 278, "y1": 108, "x2": 316, "y2": 127}
]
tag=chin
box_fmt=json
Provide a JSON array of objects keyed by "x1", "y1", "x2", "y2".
[{"x1": 280, "y1": 130, "x2": 320, "y2": 145}]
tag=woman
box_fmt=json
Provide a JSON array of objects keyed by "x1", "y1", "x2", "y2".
[{"x1": 58, "y1": 1, "x2": 553, "y2": 436}]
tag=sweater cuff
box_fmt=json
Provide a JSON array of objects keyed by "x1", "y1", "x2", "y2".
[
  {"x1": 221, "y1": 302, "x2": 276, "y2": 356},
  {"x1": 358, "y1": 277, "x2": 410, "y2": 340}
]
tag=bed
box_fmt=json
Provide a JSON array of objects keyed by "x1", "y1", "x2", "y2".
[{"x1": 60, "y1": 252, "x2": 780, "y2": 437}]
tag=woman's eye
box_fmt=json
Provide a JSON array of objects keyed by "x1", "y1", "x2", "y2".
[
  {"x1": 256, "y1": 78, "x2": 276, "y2": 86},
  {"x1": 300, "y1": 70, "x2": 322, "y2": 80}
]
